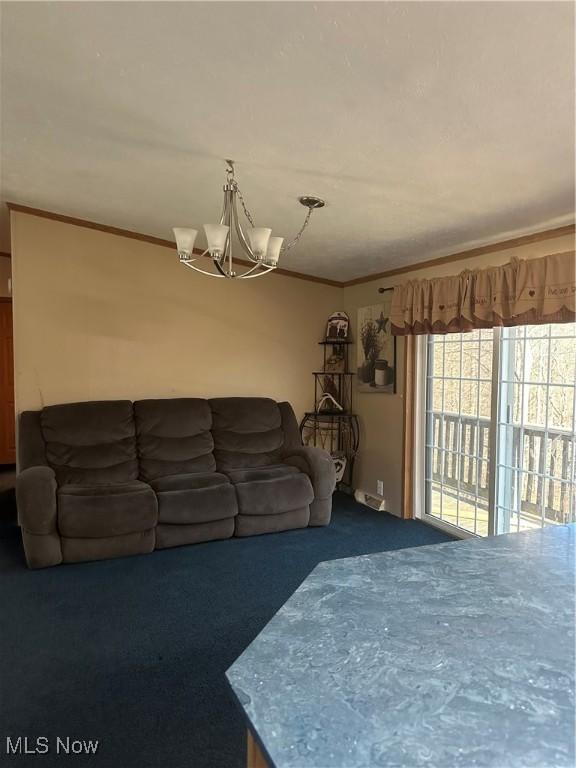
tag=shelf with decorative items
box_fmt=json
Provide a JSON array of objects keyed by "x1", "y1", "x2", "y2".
[{"x1": 299, "y1": 312, "x2": 360, "y2": 492}]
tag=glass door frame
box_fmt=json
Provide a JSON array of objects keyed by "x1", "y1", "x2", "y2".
[
  {"x1": 413, "y1": 335, "x2": 476, "y2": 539},
  {"x1": 415, "y1": 327, "x2": 504, "y2": 538},
  {"x1": 486, "y1": 326, "x2": 502, "y2": 537}
]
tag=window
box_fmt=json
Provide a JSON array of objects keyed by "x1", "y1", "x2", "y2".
[{"x1": 425, "y1": 323, "x2": 576, "y2": 536}]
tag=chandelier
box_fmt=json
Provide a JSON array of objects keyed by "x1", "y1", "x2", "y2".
[{"x1": 172, "y1": 160, "x2": 324, "y2": 279}]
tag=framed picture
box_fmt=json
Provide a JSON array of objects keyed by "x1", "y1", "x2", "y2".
[
  {"x1": 325, "y1": 311, "x2": 349, "y2": 341},
  {"x1": 357, "y1": 295, "x2": 396, "y2": 394}
]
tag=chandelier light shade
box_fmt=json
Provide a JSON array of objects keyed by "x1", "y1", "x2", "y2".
[
  {"x1": 203, "y1": 223, "x2": 230, "y2": 258},
  {"x1": 264, "y1": 236, "x2": 284, "y2": 267},
  {"x1": 173, "y1": 160, "x2": 324, "y2": 279},
  {"x1": 173, "y1": 228, "x2": 198, "y2": 261},
  {"x1": 247, "y1": 227, "x2": 272, "y2": 260}
]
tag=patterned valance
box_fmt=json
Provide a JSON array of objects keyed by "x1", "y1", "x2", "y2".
[{"x1": 390, "y1": 250, "x2": 576, "y2": 336}]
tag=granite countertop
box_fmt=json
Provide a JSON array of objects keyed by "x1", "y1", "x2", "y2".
[{"x1": 226, "y1": 525, "x2": 575, "y2": 768}]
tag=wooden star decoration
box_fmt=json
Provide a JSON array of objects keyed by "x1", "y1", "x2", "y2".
[{"x1": 376, "y1": 312, "x2": 388, "y2": 334}]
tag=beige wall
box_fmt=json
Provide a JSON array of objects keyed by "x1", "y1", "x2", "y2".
[
  {"x1": 0, "y1": 256, "x2": 11, "y2": 297},
  {"x1": 10, "y1": 210, "x2": 575, "y2": 515},
  {"x1": 10, "y1": 212, "x2": 342, "y2": 418},
  {"x1": 344, "y1": 233, "x2": 576, "y2": 512}
]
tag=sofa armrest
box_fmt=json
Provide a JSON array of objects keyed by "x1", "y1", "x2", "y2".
[
  {"x1": 280, "y1": 446, "x2": 336, "y2": 499},
  {"x1": 16, "y1": 466, "x2": 62, "y2": 568},
  {"x1": 17, "y1": 466, "x2": 58, "y2": 533}
]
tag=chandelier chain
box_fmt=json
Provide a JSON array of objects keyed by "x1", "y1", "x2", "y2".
[
  {"x1": 282, "y1": 205, "x2": 313, "y2": 254},
  {"x1": 236, "y1": 182, "x2": 314, "y2": 254},
  {"x1": 235, "y1": 183, "x2": 256, "y2": 227}
]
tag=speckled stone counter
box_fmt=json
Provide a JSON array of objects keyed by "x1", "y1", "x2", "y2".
[{"x1": 227, "y1": 525, "x2": 575, "y2": 768}]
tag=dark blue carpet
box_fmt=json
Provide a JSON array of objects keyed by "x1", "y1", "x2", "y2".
[{"x1": 0, "y1": 492, "x2": 452, "y2": 767}]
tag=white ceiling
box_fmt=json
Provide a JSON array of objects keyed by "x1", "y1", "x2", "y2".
[{"x1": 1, "y1": 1, "x2": 574, "y2": 281}]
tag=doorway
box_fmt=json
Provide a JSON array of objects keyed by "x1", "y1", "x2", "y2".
[
  {"x1": 0, "y1": 298, "x2": 15, "y2": 465},
  {"x1": 423, "y1": 323, "x2": 576, "y2": 536}
]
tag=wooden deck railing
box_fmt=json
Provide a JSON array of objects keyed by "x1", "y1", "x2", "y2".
[{"x1": 429, "y1": 412, "x2": 574, "y2": 524}]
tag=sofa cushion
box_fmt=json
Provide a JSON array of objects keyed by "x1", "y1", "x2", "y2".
[
  {"x1": 42, "y1": 401, "x2": 138, "y2": 486},
  {"x1": 156, "y1": 519, "x2": 234, "y2": 550},
  {"x1": 154, "y1": 473, "x2": 237, "y2": 525},
  {"x1": 134, "y1": 399, "x2": 216, "y2": 481},
  {"x1": 61, "y1": 529, "x2": 155, "y2": 563},
  {"x1": 235, "y1": 507, "x2": 310, "y2": 536},
  {"x1": 224, "y1": 464, "x2": 300, "y2": 484},
  {"x1": 210, "y1": 397, "x2": 285, "y2": 470},
  {"x1": 150, "y1": 472, "x2": 229, "y2": 493},
  {"x1": 58, "y1": 481, "x2": 157, "y2": 538},
  {"x1": 235, "y1": 472, "x2": 314, "y2": 516}
]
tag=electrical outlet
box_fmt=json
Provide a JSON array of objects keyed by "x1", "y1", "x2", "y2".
[{"x1": 376, "y1": 480, "x2": 384, "y2": 496}]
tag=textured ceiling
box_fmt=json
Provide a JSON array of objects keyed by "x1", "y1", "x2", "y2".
[{"x1": 1, "y1": 2, "x2": 574, "y2": 280}]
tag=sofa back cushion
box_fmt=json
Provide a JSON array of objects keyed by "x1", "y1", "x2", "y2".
[
  {"x1": 41, "y1": 401, "x2": 138, "y2": 485},
  {"x1": 209, "y1": 397, "x2": 284, "y2": 470},
  {"x1": 134, "y1": 399, "x2": 215, "y2": 481},
  {"x1": 18, "y1": 411, "x2": 47, "y2": 471}
]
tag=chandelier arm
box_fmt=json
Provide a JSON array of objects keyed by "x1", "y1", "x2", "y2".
[
  {"x1": 181, "y1": 258, "x2": 273, "y2": 280},
  {"x1": 281, "y1": 206, "x2": 314, "y2": 254},
  {"x1": 231, "y1": 189, "x2": 259, "y2": 263},
  {"x1": 194, "y1": 247, "x2": 228, "y2": 275},
  {"x1": 213, "y1": 259, "x2": 228, "y2": 277},
  {"x1": 219, "y1": 189, "x2": 234, "y2": 276},
  {"x1": 226, "y1": 190, "x2": 234, "y2": 277},
  {"x1": 235, "y1": 261, "x2": 267, "y2": 278},
  {"x1": 238, "y1": 264, "x2": 276, "y2": 279},
  {"x1": 218, "y1": 189, "x2": 228, "y2": 225},
  {"x1": 182, "y1": 261, "x2": 225, "y2": 279}
]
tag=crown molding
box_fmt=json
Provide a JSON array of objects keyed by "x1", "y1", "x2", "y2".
[
  {"x1": 6, "y1": 202, "x2": 574, "y2": 289},
  {"x1": 5, "y1": 203, "x2": 342, "y2": 288},
  {"x1": 341, "y1": 224, "x2": 576, "y2": 287}
]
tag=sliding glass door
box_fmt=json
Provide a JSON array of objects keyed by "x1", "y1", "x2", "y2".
[
  {"x1": 495, "y1": 323, "x2": 576, "y2": 533},
  {"x1": 425, "y1": 329, "x2": 494, "y2": 535},
  {"x1": 425, "y1": 323, "x2": 576, "y2": 536}
]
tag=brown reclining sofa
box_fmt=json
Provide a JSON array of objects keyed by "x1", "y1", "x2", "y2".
[{"x1": 16, "y1": 397, "x2": 336, "y2": 569}]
